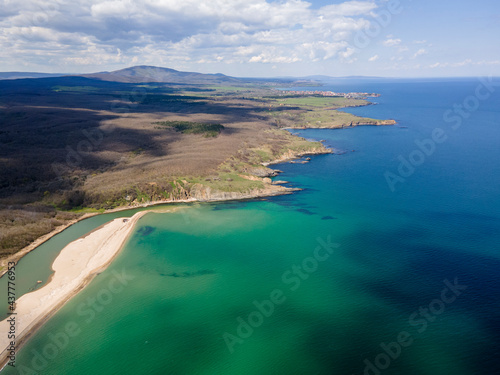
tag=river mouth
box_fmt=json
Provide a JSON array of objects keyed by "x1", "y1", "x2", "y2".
[{"x1": 4, "y1": 79, "x2": 500, "y2": 375}]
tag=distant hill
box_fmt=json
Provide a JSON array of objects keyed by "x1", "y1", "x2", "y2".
[
  {"x1": 0, "y1": 72, "x2": 67, "y2": 80},
  {"x1": 0, "y1": 67, "x2": 392, "y2": 84},
  {"x1": 82, "y1": 65, "x2": 247, "y2": 85},
  {"x1": 0, "y1": 65, "x2": 310, "y2": 86}
]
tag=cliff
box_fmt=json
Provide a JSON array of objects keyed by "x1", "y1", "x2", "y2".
[
  {"x1": 189, "y1": 182, "x2": 297, "y2": 201},
  {"x1": 263, "y1": 145, "x2": 332, "y2": 166},
  {"x1": 123, "y1": 145, "x2": 331, "y2": 205}
]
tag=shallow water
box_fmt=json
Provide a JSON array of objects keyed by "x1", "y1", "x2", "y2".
[{"x1": 4, "y1": 78, "x2": 500, "y2": 374}]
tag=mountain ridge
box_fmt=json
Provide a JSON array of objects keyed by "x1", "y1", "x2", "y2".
[{"x1": 81, "y1": 65, "x2": 248, "y2": 84}]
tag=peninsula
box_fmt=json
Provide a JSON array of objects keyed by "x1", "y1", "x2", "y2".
[{"x1": 0, "y1": 66, "x2": 395, "y2": 271}]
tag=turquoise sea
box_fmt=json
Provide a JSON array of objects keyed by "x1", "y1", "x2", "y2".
[{"x1": 2, "y1": 78, "x2": 500, "y2": 374}]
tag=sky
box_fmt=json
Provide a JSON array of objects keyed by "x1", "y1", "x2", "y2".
[{"x1": 0, "y1": 0, "x2": 499, "y2": 77}]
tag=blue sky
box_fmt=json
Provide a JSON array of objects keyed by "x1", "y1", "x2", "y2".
[{"x1": 0, "y1": 0, "x2": 498, "y2": 77}]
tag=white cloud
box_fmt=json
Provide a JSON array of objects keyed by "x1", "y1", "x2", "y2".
[
  {"x1": 429, "y1": 59, "x2": 500, "y2": 68},
  {"x1": 383, "y1": 38, "x2": 401, "y2": 47},
  {"x1": 0, "y1": 0, "x2": 383, "y2": 70},
  {"x1": 319, "y1": 1, "x2": 377, "y2": 17},
  {"x1": 368, "y1": 54, "x2": 379, "y2": 62},
  {"x1": 412, "y1": 48, "x2": 428, "y2": 58}
]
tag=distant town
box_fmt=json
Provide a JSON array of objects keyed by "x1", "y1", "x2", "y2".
[{"x1": 276, "y1": 90, "x2": 381, "y2": 99}]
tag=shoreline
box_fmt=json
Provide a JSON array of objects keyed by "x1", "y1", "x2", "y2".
[
  {"x1": 0, "y1": 142, "x2": 334, "y2": 367},
  {"x1": 0, "y1": 172, "x2": 308, "y2": 370},
  {"x1": 0, "y1": 213, "x2": 99, "y2": 279},
  {"x1": 0, "y1": 146, "x2": 331, "y2": 367},
  {"x1": 0, "y1": 145, "x2": 334, "y2": 368},
  {"x1": 0, "y1": 211, "x2": 148, "y2": 370},
  {"x1": 0, "y1": 146, "x2": 332, "y2": 279}
]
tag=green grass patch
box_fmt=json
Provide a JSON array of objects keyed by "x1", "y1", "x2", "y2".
[
  {"x1": 153, "y1": 121, "x2": 224, "y2": 137},
  {"x1": 253, "y1": 149, "x2": 272, "y2": 162},
  {"x1": 139, "y1": 94, "x2": 204, "y2": 104},
  {"x1": 52, "y1": 86, "x2": 101, "y2": 93},
  {"x1": 273, "y1": 96, "x2": 369, "y2": 108},
  {"x1": 300, "y1": 110, "x2": 381, "y2": 128},
  {"x1": 283, "y1": 138, "x2": 324, "y2": 153},
  {"x1": 206, "y1": 86, "x2": 251, "y2": 92},
  {"x1": 67, "y1": 207, "x2": 105, "y2": 214},
  {"x1": 201, "y1": 173, "x2": 264, "y2": 192},
  {"x1": 135, "y1": 188, "x2": 150, "y2": 203}
]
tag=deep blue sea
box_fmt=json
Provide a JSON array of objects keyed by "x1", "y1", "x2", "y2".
[{"x1": 3, "y1": 78, "x2": 500, "y2": 374}]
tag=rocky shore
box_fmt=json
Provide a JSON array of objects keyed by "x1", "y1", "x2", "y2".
[
  {"x1": 0, "y1": 144, "x2": 331, "y2": 278},
  {"x1": 288, "y1": 118, "x2": 396, "y2": 130}
]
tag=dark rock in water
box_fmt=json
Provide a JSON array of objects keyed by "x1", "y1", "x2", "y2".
[
  {"x1": 213, "y1": 202, "x2": 245, "y2": 210},
  {"x1": 297, "y1": 208, "x2": 316, "y2": 215},
  {"x1": 166, "y1": 269, "x2": 215, "y2": 278},
  {"x1": 138, "y1": 226, "x2": 155, "y2": 236},
  {"x1": 321, "y1": 216, "x2": 337, "y2": 220}
]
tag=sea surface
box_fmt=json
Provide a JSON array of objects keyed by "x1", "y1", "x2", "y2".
[{"x1": 3, "y1": 78, "x2": 500, "y2": 374}]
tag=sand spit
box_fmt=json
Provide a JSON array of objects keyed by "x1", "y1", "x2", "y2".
[{"x1": 0, "y1": 211, "x2": 148, "y2": 368}]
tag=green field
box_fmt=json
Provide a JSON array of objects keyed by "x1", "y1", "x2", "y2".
[
  {"x1": 153, "y1": 121, "x2": 224, "y2": 137},
  {"x1": 52, "y1": 86, "x2": 101, "y2": 92},
  {"x1": 207, "y1": 86, "x2": 252, "y2": 92},
  {"x1": 273, "y1": 96, "x2": 370, "y2": 108},
  {"x1": 300, "y1": 109, "x2": 383, "y2": 128}
]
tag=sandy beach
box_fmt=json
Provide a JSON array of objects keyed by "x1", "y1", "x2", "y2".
[
  {"x1": 0, "y1": 143, "x2": 329, "y2": 280},
  {"x1": 0, "y1": 211, "x2": 148, "y2": 368},
  {"x1": 0, "y1": 200, "x2": 198, "y2": 279}
]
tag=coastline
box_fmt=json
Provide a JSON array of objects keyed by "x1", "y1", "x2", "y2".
[
  {"x1": 282, "y1": 119, "x2": 396, "y2": 130},
  {"x1": 0, "y1": 211, "x2": 148, "y2": 369},
  {"x1": 0, "y1": 128, "x2": 352, "y2": 370},
  {"x1": 0, "y1": 213, "x2": 100, "y2": 279},
  {"x1": 0, "y1": 145, "x2": 332, "y2": 279},
  {"x1": 0, "y1": 147, "x2": 327, "y2": 369}
]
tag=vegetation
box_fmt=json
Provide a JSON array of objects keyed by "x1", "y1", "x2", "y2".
[
  {"x1": 300, "y1": 109, "x2": 387, "y2": 128},
  {"x1": 0, "y1": 206, "x2": 79, "y2": 258},
  {"x1": 0, "y1": 74, "x2": 391, "y2": 260},
  {"x1": 139, "y1": 94, "x2": 203, "y2": 104},
  {"x1": 207, "y1": 86, "x2": 252, "y2": 92},
  {"x1": 153, "y1": 121, "x2": 224, "y2": 137},
  {"x1": 263, "y1": 96, "x2": 390, "y2": 129},
  {"x1": 270, "y1": 96, "x2": 369, "y2": 108},
  {"x1": 52, "y1": 86, "x2": 101, "y2": 93}
]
